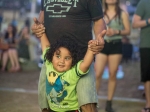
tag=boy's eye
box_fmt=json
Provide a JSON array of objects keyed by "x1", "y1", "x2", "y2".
[
  {"x1": 56, "y1": 55, "x2": 61, "y2": 58},
  {"x1": 65, "y1": 57, "x2": 71, "y2": 60}
]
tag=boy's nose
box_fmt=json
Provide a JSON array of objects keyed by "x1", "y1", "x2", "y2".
[{"x1": 60, "y1": 58, "x2": 65, "y2": 63}]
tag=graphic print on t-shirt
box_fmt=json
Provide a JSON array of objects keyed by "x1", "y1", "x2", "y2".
[
  {"x1": 46, "y1": 71, "x2": 70, "y2": 105},
  {"x1": 43, "y1": 0, "x2": 78, "y2": 17}
]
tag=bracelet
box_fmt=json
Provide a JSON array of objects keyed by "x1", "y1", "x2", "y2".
[{"x1": 146, "y1": 19, "x2": 150, "y2": 26}]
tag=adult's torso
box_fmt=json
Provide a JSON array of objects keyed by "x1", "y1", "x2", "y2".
[
  {"x1": 135, "y1": 0, "x2": 150, "y2": 48},
  {"x1": 4, "y1": 34, "x2": 15, "y2": 44},
  {"x1": 41, "y1": 0, "x2": 103, "y2": 56},
  {"x1": 104, "y1": 17, "x2": 123, "y2": 41}
]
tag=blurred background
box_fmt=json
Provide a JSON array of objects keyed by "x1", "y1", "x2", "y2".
[{"x1": 0, "y1": 0, "x2": 146, "y2": 112}]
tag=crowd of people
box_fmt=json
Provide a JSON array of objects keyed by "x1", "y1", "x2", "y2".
[
  {"x1": 0, "y1": 18, "x2": 39, "y2": 72},
  {"x1": 0, "y1": 0, "x2": 150, "y2": 112}
]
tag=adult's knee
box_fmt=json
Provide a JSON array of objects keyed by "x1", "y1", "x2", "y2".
[
  {"x1": 80, "y1": 103, "x2": 98, "y2": 112},
  {"x1": 95, "y1": 71, "x2": 103, "y2": 80},
  {"x1": 109, "y1": 73, "x2": 117, "y2": 80}
]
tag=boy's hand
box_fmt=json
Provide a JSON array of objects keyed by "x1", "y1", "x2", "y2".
[
  {"x1": 31, "y1": 18, "x2": 45, "y2": 38},
  {"x1": 88, "y1": 40, "x2": 100, "y2": 54},
  {"x1": 88, "y1": 30, "x2": 106, "y2": 54}
]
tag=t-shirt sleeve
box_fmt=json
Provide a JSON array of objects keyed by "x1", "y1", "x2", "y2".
[
  {"x1": 41, "y1": 0, "x2": 44, "y2": 11},
  {"x1": 75, "y1": 60, "x2": 89, "y2": 77},
  {"x1": 87, "y1": 0, "x2": 103, "y2": 21},
  {"x1": 135, "y1": 0, "x2": 145, "y2": 18},
  {"x1": 42, "y1": 47, "x2": 50, "y2": 60}
]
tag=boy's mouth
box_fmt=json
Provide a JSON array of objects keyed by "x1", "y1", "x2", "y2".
[{"x1": 58, "y1": 65, "x2": 65, "y2": 68}]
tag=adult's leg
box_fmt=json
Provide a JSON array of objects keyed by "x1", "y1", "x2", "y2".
[
  {"x1": 1, "y1": 51, "x2": 8, "y2": 71},
  {"x1": 107, "y1": 54, "x2": 122, "y2": 100},
  {"x1": 95, "y1": 53, "x2": 107, "y2": 93},
  {"x1": 140, "y1": 48, "x2": 150, "y2": 112},
  {"x1": 8, "y1": 49, "x2": 16, "y2": 70},
  {"x1": 76, "y1": 63, "x2": 98, "y2": 112},
  {"x1": 105, "y1": 54, "x2": 122, "y2": 112},
  {"x1": 142, "y1": 81, "x2": 150, "y2": 112},
  {"x1": 11, "y1": 49, "x2": 20, "y2": 71},
  {"x1": 144, "y1": 81, "x2": 150, "y2": 108},
  {"x1": 38, "y1": 64, "x2": 49, "y2": 112}
]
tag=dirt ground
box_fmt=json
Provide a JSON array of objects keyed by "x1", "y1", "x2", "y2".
[{"x1": 0, "y1": 61, "x2": 146, "y2": 112}]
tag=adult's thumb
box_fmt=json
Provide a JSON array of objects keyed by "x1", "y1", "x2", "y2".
[
  {"x1": 33, "y1": 17, "x2": 38, "y2": 23},
  {"x1": 100, "y1": 30, "x2": 107, "y2": 38}
]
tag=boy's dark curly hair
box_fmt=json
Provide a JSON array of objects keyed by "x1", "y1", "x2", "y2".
[{"x1": 44, "y1": 36, "x2": 80, "y2": 67}]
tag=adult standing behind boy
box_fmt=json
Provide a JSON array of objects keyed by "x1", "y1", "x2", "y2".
[
  {"x1": 32, "y1": 0, "x2": 106, "y2": 112},
  {"x1": 132, "y1": 0, "x2": 150, "y2": 112}
]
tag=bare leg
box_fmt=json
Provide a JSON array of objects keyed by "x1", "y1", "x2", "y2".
[
  {"x1": 145, "y1": 81, "x2": 150, "y2": 108},
  {"x1": 105, "y1": 54, "x2": 122, "y2": 112},
  {"x1": 95, "y1": 53, "x2": 107, "y2": 93},
  {"x1": 81, "y1": 103, "x2": 98, "y2": 112},
  {"x1": 107, "y1": 54, "x2": 122, "y2": 100},
  {"x1": 8, "y1": 49, "x2": 16, "y2": 71},
  {"x1": 1, "y1": 51, "x2": 8, "y2": 71},
  {"x1": 11, "y1": 49, "x2": 20, "y2": 70}
]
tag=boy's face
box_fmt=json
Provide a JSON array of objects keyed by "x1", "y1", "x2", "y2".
[{"x1": 52, "y1": 47, "x2": 73, "y2": 73}]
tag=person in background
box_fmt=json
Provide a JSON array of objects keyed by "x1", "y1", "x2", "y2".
[
  {"x1": 1, "y1": 24, "x2": 20, "y2": 72},
  {"x1": 17, "y1": 26, "x2": 39, "y2": 62},
  {"x1": 0, "y1": 34, "x2": 4, "y2": 66},
  {"x1": 95, "y1": 0, "x2": 130, "y2": 111},
  {"x1": 122, "y1": 36, "x2": 133, "y2": 63},
  {"x1": 17, "y1": 26, "x2": 30, "y2": 60},
  {"x1": 25, "y1": 17, "x2": 30, "y2": 28},
  {"x1": 132, "y1": 0, "x2": 150, "y2": 112},
  {"x1": 31, "y1": 0, "x2": 106, "y2": 111},
  {"x1": 0, "y1": 34, "x2": 9, "y2": 71}
]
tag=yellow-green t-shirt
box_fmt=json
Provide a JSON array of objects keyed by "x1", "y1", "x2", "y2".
[{"x1": 43, "y1": 48, "x2": 89, "y2": 111}]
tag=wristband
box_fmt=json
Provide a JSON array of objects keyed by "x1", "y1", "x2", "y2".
[{"x1": 146, "y1": 19, "x2": 150, "y2": 26}]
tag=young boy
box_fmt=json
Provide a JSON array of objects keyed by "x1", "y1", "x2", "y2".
[{"x1": 39, "y1": 32, "x2": 100, "y2": 112}]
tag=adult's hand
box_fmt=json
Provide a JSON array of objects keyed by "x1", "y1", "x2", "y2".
[
  {"x1": 88, "y1": 30, "x2": 106, "y2": 54},
  {"x1": 31, "y1": 18, "x2": 45, "y2": 38},
  {"x1": 106, "y1": 28, "x2": 117, "y2": 36}
]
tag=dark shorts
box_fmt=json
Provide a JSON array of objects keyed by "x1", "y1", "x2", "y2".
[
  {"x1": 100, "y1": 39, "x2": 122, "y2": 55},
  {"x1": 140, "y1": 48, "x2": 150, "y2": 82}
]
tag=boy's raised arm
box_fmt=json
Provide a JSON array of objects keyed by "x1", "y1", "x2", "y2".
[
  {"x1": 40, "y1": 33, "x2": 50, "y2": 52},
  {"x1": 79, "y1": 40, "x2": 99, "y2": 73}
]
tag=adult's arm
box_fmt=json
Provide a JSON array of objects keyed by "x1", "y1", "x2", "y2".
[
  {"x1": 38, "y1": 11, "x2": 44, "y2": 23},
  {"x1": 93, "y1": 18, "x2": 107, "y2": 40},
  {"x1": 89, "y1": 18, "x2": 106, "y2": 54},
  {"x1": 119, "y1": 11, "x2": 130, "y2": 35},
  {"x1": 31, "y1": 11, "x2": 45, "y2": 38},
  {"x1": 132, "y1": 0, "x2": 150, "y2": 28},
  {"x1": 34, "y1": 11, "x2": 49, "y2": 112},
  {"x1": 132, "y1": 15, "x2": 150, "y2": 28}
]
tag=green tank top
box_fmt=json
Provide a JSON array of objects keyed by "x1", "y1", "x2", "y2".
[{"x1": 104, "y1": 17, "x2": 123, "y2": 41}]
